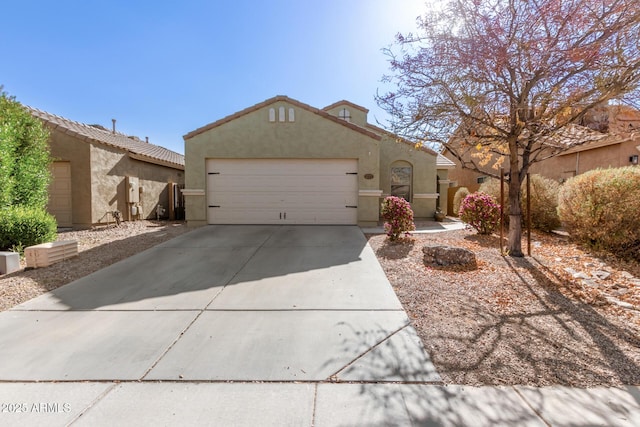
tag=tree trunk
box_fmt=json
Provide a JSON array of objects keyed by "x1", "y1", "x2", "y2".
[{"x1": 507, "y1": 170, "x2": 524, "y2": 257}]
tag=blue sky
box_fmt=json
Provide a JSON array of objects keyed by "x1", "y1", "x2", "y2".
[{"x1": 2, "y1": 0, "x2": 427, "y2": 155}]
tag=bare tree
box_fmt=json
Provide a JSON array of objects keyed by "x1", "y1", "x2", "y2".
[{"x1": 377, "y1": 0, "x2": 640, "y2": 256}]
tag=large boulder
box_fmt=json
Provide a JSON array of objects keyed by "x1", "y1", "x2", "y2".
[{"x1": 423, "y1": 245, "x2": 476, "y2": 267}]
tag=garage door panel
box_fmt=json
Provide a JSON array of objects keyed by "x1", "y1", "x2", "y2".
[{"x1": 206, "y1": 159, "x2": 358, "y2": 225}]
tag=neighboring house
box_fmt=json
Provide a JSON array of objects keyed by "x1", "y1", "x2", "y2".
[
  {"x1": 182, "y1": 96, "x2": 455, "y2": 227},
  {"x1": 29, "y1": 108, "x2": 185, "y2": 229},
  {"x1": 443, "y1": 104, "x2": 640, "y2": 210}
]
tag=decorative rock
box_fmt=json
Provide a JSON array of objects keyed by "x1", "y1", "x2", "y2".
[
  {"x1": 564, "y1": 268, "x2": 590, "y2": 279},
  {"x1": 581, "y1": 279, "x2": 599, "y2": 287},
  {"x1": 605, "y1": 296, "x2": 636, "y2": 310},
  {"x1": 423, "y1": 245, "x2": 476, "y2": 267},
  {"x1": 592, "y1": 270, "x2": 611, "y2": 280}
]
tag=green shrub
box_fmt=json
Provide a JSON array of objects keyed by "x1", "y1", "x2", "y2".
[
  {"x1": 381, "y1": 196, "x2": 416, "y2": 241},
  {"x1": 558, "y1": 167, "x2": 640, "y2": 258},
  {"x1": 0, "y1": 92, "x2": 52, "y2": 209},
  {"x1": 452, "y1": 187, "x2": 470, "y2": 217},
  {"x1": 459, "y1": 192, "x2": 501, "y2": 235},
  {"x1": 479, "y1": 174, "x2": 560, "y2": 232},
  {"x1": 0, "y1": 206, "x2": 57, "y2": 251}
]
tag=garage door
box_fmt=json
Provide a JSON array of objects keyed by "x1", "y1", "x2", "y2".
[
  {"x1": 206, "y1": 159, "x2": 358, "y2": 224},
  {"x1": 47, "y1": 161, "x2": 72, "y2": 227}
]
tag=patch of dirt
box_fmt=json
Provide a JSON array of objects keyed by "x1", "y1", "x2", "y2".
[
  {"x1": 367, "y1": 227, "x2": 640, "y2": 386},
  {"x1": 0, "y1": 221, "x2": 189, "y2": 311}
]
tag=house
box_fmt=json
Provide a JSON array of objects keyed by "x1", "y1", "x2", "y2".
[
  {"x1": 182, "y1": 96, "x2": 456, "y2": 227},
  {"x1": 29, "y1": 108, "x2": 185, "y2": 229},
  {"x1": 443, "y1": 104, "x2": 640, "y2": 210}
]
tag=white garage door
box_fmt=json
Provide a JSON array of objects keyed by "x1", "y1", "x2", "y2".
[{"x1": 206, "y1": 159, "x2": 358, "y2": 224}]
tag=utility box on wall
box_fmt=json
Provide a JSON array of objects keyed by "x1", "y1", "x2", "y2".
[{"x1": 126, "y1": 176, "x2": 140, "y2": 203}]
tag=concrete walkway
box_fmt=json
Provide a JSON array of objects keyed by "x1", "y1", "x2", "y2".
[{"x1": 0, "y1": 225, "x2": 638, "y2": 426}]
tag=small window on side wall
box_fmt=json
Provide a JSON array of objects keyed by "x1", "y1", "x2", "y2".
[
  {"x1": 476, "y1": 176, "x2": 488, "y2": 184},
  {"x1": 390, "y1": 162, "x2": 412, "y2": 202},
  {"x1": 338, "y1": 108, "x2": 351, "y2": 122}
]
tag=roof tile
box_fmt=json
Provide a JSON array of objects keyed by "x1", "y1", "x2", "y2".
[{"x1": 27, "y1": 107, "x2": 184, "y2": 169}]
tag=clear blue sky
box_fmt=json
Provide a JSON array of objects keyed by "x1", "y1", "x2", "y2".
[{"x1": 2, "y1": 0, "x2": 427, "y2": 155}]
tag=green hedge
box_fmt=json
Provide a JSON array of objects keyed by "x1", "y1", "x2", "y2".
[
  {"x1": 0, "y1": 206, "x2": 57, "y2": 251},
  {"x1": 558, "y1": 167, "x2": 640, "y2": 259}
]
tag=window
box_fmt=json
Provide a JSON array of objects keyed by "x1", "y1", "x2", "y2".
[
  {"x1": 268, "y1": 108, "x2": 276, "y2": 122},
  {"x1": 390, "y1": 162, "x2": 412, "y2": 202},
  {"x1": 288, "y1": 108, "x2": 295, "y2": 122},
  {"x1": 338, "y1": 108, "x2": 351, "y2": 122},
  {"x1": 278, "y1": 107, "x2": 286, "y2": 122},
  {"x1": 476, "y1": 176, "x2": 488, "y2": 184}
]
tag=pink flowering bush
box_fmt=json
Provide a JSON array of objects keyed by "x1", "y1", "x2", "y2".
[
  {"x1": 459, "y1": 192, "x2": 501, "y2": 235},
  {"x1": 381, "y1": 196, "x2": 416, "y2": 241}
]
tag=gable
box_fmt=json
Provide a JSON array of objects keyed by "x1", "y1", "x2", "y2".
[{"x1": 184, "y1": 96, "x2": 380, "y2": 160}]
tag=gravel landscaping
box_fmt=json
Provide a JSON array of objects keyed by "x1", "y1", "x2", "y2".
[
  {"x1": 1, "y1": 220, "x2": 639, "y2": 387},
  {"x1": 367, "y1": 222, "x2": 640, "y2": 387},
  {"x1": 0, "y1": 221, "x2": 189, "y2": 311}
]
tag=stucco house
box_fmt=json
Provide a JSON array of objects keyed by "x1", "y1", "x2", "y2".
[
  {"x1": 29, "y1": 108, "x2": 185, "y2": 229},
  {"x1": 443, "y1": 104, "x2": 640, "y2": 211},
  {"x1": 182, "y1": 96, "x2": 455, "y2": 227}
]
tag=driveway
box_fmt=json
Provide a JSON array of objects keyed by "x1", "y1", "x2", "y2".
[{"x1": 0, "y1": 225, "x2": 440, "y2": 425}]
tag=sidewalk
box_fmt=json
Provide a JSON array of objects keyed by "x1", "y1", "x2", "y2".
[{"x1": 1, "y1": 382, "x2": 638, "y2": 426}]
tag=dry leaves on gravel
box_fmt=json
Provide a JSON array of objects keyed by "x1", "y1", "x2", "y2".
[{"x1": 367, "y1": 228, "x2": 640, "y2": 387}]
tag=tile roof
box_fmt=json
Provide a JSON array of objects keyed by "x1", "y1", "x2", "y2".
[{"x1": 28, "y1": 107, "x2": 184, "y2": 170}]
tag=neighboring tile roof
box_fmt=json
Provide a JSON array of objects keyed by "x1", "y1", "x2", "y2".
[
  {"x1": 28, "y1": 107, "x2": 184, "y2": 170},
  {"x1": 183, "y1": 95, "x2": 382, "y2": 141}
]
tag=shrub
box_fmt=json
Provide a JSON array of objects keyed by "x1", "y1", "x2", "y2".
[
  {"x1": 521, "y1": 175, "x2": 561, "y2": 232},
  {"x1": 558, "y1": 167, "x2": 640, "y2": 258},
  {"x1": 0, "y1": 206, "x2": 57, "y2": 251},
  {"x1": 459, "y1": 192, "x2": 501, "y2": 235},
  {"x1": 479, "y1": 174, "x2": 561, "y2": 232},
  {"x1": 452, "y1": 187, "x2": 470, "y2": 217},
  {"x1": 381, "y1": 196, "x2": 416, "y2": 241},
  {"x1": 0, "y1": 92, "x2": 52, "y2": 209}
]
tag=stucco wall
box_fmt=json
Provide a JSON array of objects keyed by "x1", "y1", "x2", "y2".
[
  {"x1": 379, "y1": 135, "x2": 439, "y2": 219},
  {"x1": 90, "y1": 143, "x2": 184, "y2": 224},
  {"x1": 48, "y1": 129, "x2": 92, "y2": 228},
  {"x1": 529, "y1": 138, "x2": 640, "y2": 181},
  {"x1": 185, "y1": 100, "x2": 381, "y2": 226}
]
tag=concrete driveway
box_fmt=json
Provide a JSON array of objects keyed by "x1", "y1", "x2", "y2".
[
  {"x1": 2, "y1": 225, "x2": 639, "y2": 426},
  {"x1": 0, "y1": 225, "x2": 440, "y2": 425}
]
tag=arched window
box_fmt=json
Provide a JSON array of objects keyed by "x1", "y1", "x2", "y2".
[
  {"x1": 278, "y1": 107, "x2": 286, "y2": 122},
  {"x1": 268, "y1": 108, "x2": 276, "y2": 122},
  {"x1": 288, "y1": 108, "x2": 295, "y2": 122},
  {"x1": 390, "y1": 161, "x2": 412, "y2": 202},
  {"x1": 338, "y1": 108, "x2": 351, "y2": 122}
]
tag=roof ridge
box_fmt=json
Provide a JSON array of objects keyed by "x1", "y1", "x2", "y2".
[{"x1": 26, "y1": 105, "x2": 184, "y2": 168}]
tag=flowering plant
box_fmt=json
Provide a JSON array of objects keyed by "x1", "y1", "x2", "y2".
[
  {"x1": 459, "y1": 192, "x2": 500, "y2": 235},
  {"x1": 381, "y1": 196, "x2": 416, "y2": 241}
]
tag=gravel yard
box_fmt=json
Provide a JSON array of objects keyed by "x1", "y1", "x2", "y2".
[
  {"x1": 0, "y1": 221, "x2": 189, "y2": 311},
  {"x1": 367, "y1": 223, "x2": 640, "y2": 387},
  {"x1": 2, "y1": 219, "x2": 639, "y2": 387}
]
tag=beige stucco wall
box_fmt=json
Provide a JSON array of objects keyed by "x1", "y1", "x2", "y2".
[
  {"x1": 89, "y1": 143, "x2": 184, "y2": 224},
  {"x1": 185, "y1": 100, "x2": 381, "y2": 226},
  {"x1": 529, "y1": 138, "x2": 640, "y2": 181},
  {"x1": 48, "y1": 130, "x2": 93, "y2": 228},
  {"x1": 379, "y1": 136, "x2": 439, "y2": 219}
]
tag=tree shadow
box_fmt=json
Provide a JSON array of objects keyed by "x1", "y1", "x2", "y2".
[{"x1": 372, "y1": 238, "x2": 415, "y2": 260}]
